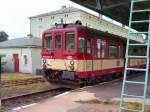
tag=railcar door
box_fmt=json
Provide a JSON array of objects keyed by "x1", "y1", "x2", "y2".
[
  {"x1": 86, "y1": 38, "x2": 94, "y2": 75},
  {"x1": 54, "y1": 32, "x2": 63, "y2": 58}
]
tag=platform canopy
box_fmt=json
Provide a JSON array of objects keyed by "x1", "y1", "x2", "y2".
[{"x1": 70, "y1": 0, "x2": 150, "y2": 32}]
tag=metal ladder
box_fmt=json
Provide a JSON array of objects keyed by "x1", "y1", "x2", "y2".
[{"x1": 120, "y1": 0, "x2": 150, "y2": 112}]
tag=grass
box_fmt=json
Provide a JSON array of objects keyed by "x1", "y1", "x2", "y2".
[
  {"x1": 147, "y1": 92, "x2": 150, "y2": 98},
  {"x1": 76, "y1": 99, "x2": 119, "y2": 105},
  {"x1": 1, "y1": 72, "x2": 41, "y2": 81},
  {"x1": 76, "y1": 99, "x2": 150, "y2": 111},
  {"x1": 0, "y1": 109, "x2": 4, "y2": 112},
  {"x1": 0, "y1": 72, "x2": 50, "y2": 99},
  {"x1": 0, "y1": 81, "x2": 51, "y2": 98},
  {"x1": 0, "y1": 107, "x2": 4, "y2": 112}
]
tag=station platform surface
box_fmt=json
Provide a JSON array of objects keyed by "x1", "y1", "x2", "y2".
[{"x1": 13, "y1": 75, "x2": 150, "y2": 112}]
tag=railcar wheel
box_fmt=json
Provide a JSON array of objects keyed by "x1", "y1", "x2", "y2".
[{"x1": 43, "y1": 69, "x2": 53, "y2": 81}]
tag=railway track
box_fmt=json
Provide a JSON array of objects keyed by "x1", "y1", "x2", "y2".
[
  {"x1": 1, "y1": 77, "x2": 46, "y2": 88},
  {"x1": 1, "y1": 87, "x2": 72, "y2": 112},
  {"x1": 1, "y1": 73, "x2": 143, "y2": 112},
  {"x1": 1, "y1": 75, "x2": 120, "y2": 111}
]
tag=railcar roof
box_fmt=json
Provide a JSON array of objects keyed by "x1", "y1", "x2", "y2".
[
  {"x1": 70, "y1": 0, "x2": 150, "y2": 32},
  {"x1": 47, "y1": 24, "x2": 128, "y2": 41}
]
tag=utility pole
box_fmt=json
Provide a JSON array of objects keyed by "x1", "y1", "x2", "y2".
[
  {"x1": 0, "y1": 56, "x2": 1, "y2": 109},
  {"x1": 0, "y1": 55, "x2": 5, "y2": 108}
]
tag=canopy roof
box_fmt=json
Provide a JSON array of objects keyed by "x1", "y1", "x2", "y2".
[{"x1": 70, "y1": 0, "x2": 150, "y2": 32}]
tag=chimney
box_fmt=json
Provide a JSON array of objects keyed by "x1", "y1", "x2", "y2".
[
  {"x1": 61, "y1": 5, "x2": 66, "y2": 9},
  {"x1": 27, "y1": 34, "x2": 33, "y2": 38}
]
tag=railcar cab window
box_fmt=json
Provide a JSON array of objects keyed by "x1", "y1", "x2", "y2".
[
  {"x1": 109, "y1": 44, "x2": 118, "y2": 58},
  {"x1": 65, "y1": 32, "x2": 75, "y2": 52},
  {"x1": 55, "y1": 33, "x2": 62, "y2": 49},
  {"x1": 44, "y1": 34, "x2": 52, "y2": 51},
  {"x1": 78, "y1": 37, "x2": 85, "y2": 52}
]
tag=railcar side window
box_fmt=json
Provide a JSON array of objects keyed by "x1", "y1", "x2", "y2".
[
  {"x1": 55, "y1": 33, "x2": 62, "y2": 49},
  {"x1": 44, "y1": 34, "x2": 52, "y2": 50},
  {"x1": 97, "y1": 39, "x2": 105, "y2": 58},
  {"x1": 109, "y1": 45, "x2": 118, "y2": 58},
  {"x1": 78, "y1": 37, "x2": 85, "y2": 52},
  {"x1": 87, "y1": 39, "x2": 92, "y2": 54},
  {"x1": 65, "y1": 32, "x2": 75, "y2": 52}
]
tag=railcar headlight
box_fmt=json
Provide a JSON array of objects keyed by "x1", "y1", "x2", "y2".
[
  {"x1": 70, "y1": 60, "x2": 74, "y2": 65},
  {"x1": 43, "y1": 58, "x2": 46, "y2": 63}
]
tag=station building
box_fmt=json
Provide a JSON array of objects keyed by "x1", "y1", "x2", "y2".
[
  {"x1": 0, "y1": 37, "x2": 41, "y2": 74},
  {"x1": 29, "y1": 6, "x2": 142, "y2": 41}
]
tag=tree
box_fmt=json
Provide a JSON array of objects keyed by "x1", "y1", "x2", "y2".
[{"x1": 0, "y1": 31, "x2": 9, "y2": 42}]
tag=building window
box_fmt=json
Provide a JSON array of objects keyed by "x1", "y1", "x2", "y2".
[
  {"x1": 65, "y1": 14, "x2": 68, "y2": 17},
  {"x1": 109, "y1": 44, "x2": 118, "y2": 58},
  {"x1": 51, "y1": 16, "x2": 55, "y2": 19},
  {"x1": 38, "y1": 18, "x2": 42, "y2": 22},
  {"x1": 24, "y1": 55, "x2": 28, "y2": 65}
]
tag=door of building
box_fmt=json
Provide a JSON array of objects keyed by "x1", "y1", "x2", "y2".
[{"x1": 13, "y1": 54, "x2": 19, "y2": 72}]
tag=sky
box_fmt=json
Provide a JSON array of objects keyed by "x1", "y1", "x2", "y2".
[{"x1": 0, "y1": 0, "x2": 98, "y2": 39}]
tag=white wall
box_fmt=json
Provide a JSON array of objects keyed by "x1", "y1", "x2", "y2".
[
  {"x1": 31, "y1": 48, "x2": 42, "y2": 74},
  {"x1": 0, "y1": 48, "x2": 33, "y2": 73},
  {"x1": 30, "y1": 11, "x2": 81, "y2": 38},
  {"x1": 30, "y1": 10, "x2": 143, "y2": 42}
]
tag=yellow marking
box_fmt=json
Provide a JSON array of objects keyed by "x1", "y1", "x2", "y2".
[
  {"x1": 44, "y1": 59, "x2": 124, "y2": 72},
  {"x1": 101, "y1": 59, "x2": 124, "y2": 69}
]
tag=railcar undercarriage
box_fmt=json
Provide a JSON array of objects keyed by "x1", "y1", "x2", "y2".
[{"x1": 43, "y1": 68, "x2": 123, "y2": 88}]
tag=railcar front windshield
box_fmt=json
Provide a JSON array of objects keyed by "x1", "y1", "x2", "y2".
[
  {"x1": 65, "y1": 32, "x2": 75, "y2": 52},
  {"x1": 44, "y1": 33, "x2": 52, "y2": 51}
]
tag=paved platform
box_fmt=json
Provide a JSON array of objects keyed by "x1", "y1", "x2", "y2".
[{"x1": 12, "y1": 75, "x2": 150, "y2": 112}]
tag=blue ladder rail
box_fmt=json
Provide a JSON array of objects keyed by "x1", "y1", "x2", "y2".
[
  {"x1": 119, "y1": 0, "x2": 150, "y2": 112},
  {"x1": 131, "y1": 20, "x2": 150, "y2": 24},
  {"x1": 132, "y1": 9, "x2": 150, "y2": 13},
  {"x1": 129, "y1": 31, "x2": 148, "y2": 34}
]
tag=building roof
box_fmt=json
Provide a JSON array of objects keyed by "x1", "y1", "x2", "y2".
[
  {"x1": 70, "y1": 0, "x2": 150, "y2": 32},
  {"x1": 29, "y1": 7, "x2": 81, "y2": 18},
  {"x1": 0, "y1": 37, "x2": 42, "y2": 48}
]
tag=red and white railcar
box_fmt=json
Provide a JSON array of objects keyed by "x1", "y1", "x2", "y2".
[{"x1": 41, "y1": 23, "x2": 146, "y2": 83}]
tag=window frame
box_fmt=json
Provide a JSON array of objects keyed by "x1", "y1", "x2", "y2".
[
  {"x1": 86, "y1": 39, "x2": 92, "y2": 54},
  {"x1": 97, "y1": 39, "x2": 106, "y2": 59},
  {"x1": 109, "y1": 44, "x2": 118, "y2": 59},
  {"x1": 54, "y1": 33, "x2": 62, "y2": 49},
  {"x1": 44, "y1": 33, "x2": 52, "y2": 51},
  {"x1": 65, "y1": 32, "x2": 75, "y2": 52},
  {"x1": 78, "y1": 37, "x2": 85, "y2": 53},
  {"x1": 24, "y1": 55, "x2": 28, "y2": 65}
]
